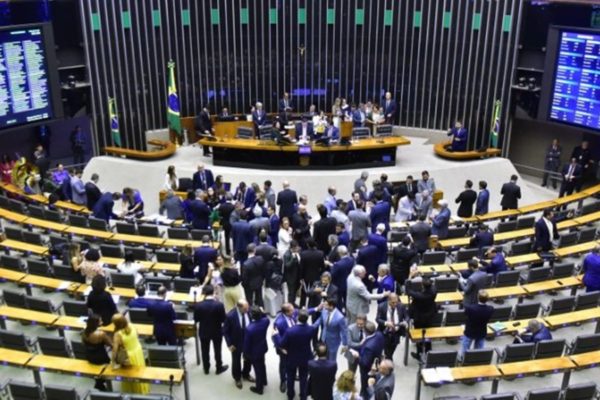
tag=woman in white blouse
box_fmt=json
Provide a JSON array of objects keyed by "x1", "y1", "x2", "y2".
[
  {"x1": 164, "y1": 165, "x2": 178, "y2": 191},
  {"x1": 116, "y1": 251, "x2": 146, "y2": 285},
  {"x1": 277, "y1": 217, "x2": 293, "y2": 258}
]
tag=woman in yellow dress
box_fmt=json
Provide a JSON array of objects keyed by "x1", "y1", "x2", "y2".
[{"x1": 111, "y1": 313, "x2": 149, "y2": 394}]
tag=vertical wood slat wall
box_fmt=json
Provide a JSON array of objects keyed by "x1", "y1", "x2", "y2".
[{"x1": 80, "y1": 0, "x2": 522, "y2": 152}]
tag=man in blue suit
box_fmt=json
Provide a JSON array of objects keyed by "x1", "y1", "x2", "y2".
[
  {"x1": 279, "y1": 92, "x2": 293, "y2": 125},
  {"x1": 295, "y1": 118, "x2": 314, "y2": 143},
  {"x1": 469, "y1": 224, "x2": 495, "y2": 256},
  {"x1": 330, "y1": 246, "x2": 355, "y2": 310},
  {"x1": 193, "y1": 235, "x2": 217, "y2": 282},
  {"x1": 447, "y1": 119, "x2": 468, "y2": 152},
  {"x1": 533, "y1": 209, "x2": 559, "y2": 252},
  {"x1": 146, "y1": 286, "x2": 177, "y2": 345},
  {"x1": 382, "y1": 92, "x2": 397, "y2": 124},
  {"x1": 370, "y1": 193, "x2": 390, "y2": 235},
  {"x1": 223, "y1": 300, "x2": 254, "y2": 389},
  {"x1": 356, "y1": 238, "x2": 380, "y2": 289},
  {"x1": 280, "y1": 309, "x2": 318, "y2": 400},
  {"x1": 193, "y1": 285, "x2": 228, "y2": 375},
  {"x1": 231, "y1": 210, "x2": 254, "y2": 263},
  {"x1": 349, "y1": 321, "x2": 385, "y2": 398},
  {"x1": 476, "y1": 181, "x2": 490, "y2": 215},
  {"x1": 243, "y1": 306, "x2": 270, "y2": 395},
  {"x1": 431, "y1": 200, "x2": 451, "y2": 239},
  {"x1": 322, "y1": 120, "x2": 340, "y2": 144},
  {"x1": 559, "y1": 157, "x2": 582, "y2": 199},
  {"x1": 307, "y1": 343, "x2": 337, "y2": 400},
  {"x1": 192, "y1": 163, "x2": 214, "y2": 191},
  {"x1": 314, "y1": 299, "x2": 348, "y2": 361},
  {"x1": 92, "y1": 192, "x2": 121, "y2": 222},
  {"x1": 234, "y1": 181, "x2": 256, "y2": 211},
  {"x1": 252, "y1": 102, "x2": 267, "y2": 132},
  {"x1": 189, "y1": 191, "x2": 211, "y2": 230},
  {"x1": 352, "y1": 103, "x2": 367, "y2": 127},
  {"x1": 368, "y1": 224, "x2": 389, "y2": 267},
  {"x1": 272, "y1": 303, "x2": 299, "y2": 393},
  {"x1": 127, "y1": 285, "x2": 154, "y2": 309}
]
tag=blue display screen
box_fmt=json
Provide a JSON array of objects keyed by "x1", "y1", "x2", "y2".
[
  {"x1": 549, "y1": 31, "x2": 600, "y2": 131},
  {"x1": 0, "y1": 27, "x2": 53, "y2": 129}
]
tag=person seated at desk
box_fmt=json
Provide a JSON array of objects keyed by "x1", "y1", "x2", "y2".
[
  {"x1": 352, "y1": 103, "x2": 367, "y2": 127},
  {"x1": 317, "y1": 119, "x2": 340, "y2": 145},
  {"x1": 252, "y1": 102, "x2": 268, "y2": 131},
  {"x1": 218, "y1": 107, "x2": 236, "y2": 121},
  {"x1": 513, "y1": 319, "x2": 552, "y2": 343},
  {"x1": 295, "y1": 117, "x2": 314, "y2": 144},
  {"x1": 446, "y1": 119, "x2": 468, "y2": 152}
]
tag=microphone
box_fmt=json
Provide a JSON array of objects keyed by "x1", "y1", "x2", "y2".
[{"x1": 169, "y1": 374, "x2": 174, "y2": 399}]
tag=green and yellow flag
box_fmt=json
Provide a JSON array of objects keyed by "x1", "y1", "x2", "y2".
[
  {"x1": 489, "y1": 100, "x2": 501, "y2": 148},
  {"x1": 108, "y1": 97, "x2": 122, "y2": 147},
  {"x1": 167, "y1": 60, "x2": 182, "y2": 137}
]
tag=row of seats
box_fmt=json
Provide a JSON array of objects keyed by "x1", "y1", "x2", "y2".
[{"x1": 435, "y1": 381, "x2": 598, "y2": 400}]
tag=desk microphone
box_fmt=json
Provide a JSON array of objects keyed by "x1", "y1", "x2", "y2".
[{"x1": 169, "y1": 374, "x2": 174, "y2": 399}]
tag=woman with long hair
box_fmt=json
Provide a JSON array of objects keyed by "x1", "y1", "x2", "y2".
[
  {"x1": 74, "y1": 248, "x2": 105, "y2": 284},
  {"x1": 179, "y1": 244, "x2": 196, "y2": 279},
  {"x1": 86, "y1": 275, "x2": 117, "y2": 326},
  {"x1": 333, "y1": 370, "x2": 362, "y2": 400},
  {"x1": 164, "y1": 165, "x2": 178, "y2": 191},
  {"x1": 81, "y1": 314, "x2": 112, "y2": 391},
  {"x1": 111, "y1": 313, "x2": 149, "y2": 394},
  {"x1": 0, "y1": 154, "x2": 14, "y2": 184},
  {"x1": 204, "y1": 255, "x2": 225, "y2": 302}
]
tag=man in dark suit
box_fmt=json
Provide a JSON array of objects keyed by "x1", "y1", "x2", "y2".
[
  {"x1": 455, "y1": 180, "x2": 478, "y2": 218},
  {"x1": 313, "y1": 204, "x2": 337, "y2": 254},
  {"x1": 382, "y1": 92, "x2": 397, "y2": 124},
  {"x1": 390, "y1": 236, "x2": 418, "y2": 290},
  {"x1": 397, "y1": 175, "x2": 418, "y2": 199},
  {"x1": 194, "y1": 235, "x2": 217, "y2": 282},
  {"x1": 409, "y1": 214, "x2": 431, "y2": 254},
  {"x1": 572, "y1": 140, "x2": 594, "y2": 191},
  {"x1": 147, "y1": 286, "x2": 177, "y2": 345},
  {"x1": 234, "y1": 181, "x2": 256, "y2": 211},
  {"x1": 293, "y1": 205, "x2": 312, "y2": 249},
  {"x1": 127, "y1": 285, "x2": 154, "y2": 309},
  {"x1": 272, "y1": 303, "x2": 303, "y2": 393},
  {"x1": 542, "y1": 139, "x2": 562, "y2": 189},
  {"x1": 330, "y1": 245, "x2": 354, "y2": 310},
  {"x1": 218, "y1": 107, "x2": 234, "y2": 121},
  {"x1": 349, "y1": 321, "x2": 385, "y2": 398},
  {"x1": 476, "y1": 180, "x2": 490, "y2": 215},
  {"x1": 500, "y1": 175, "x2": 521, "y2": 210},
  {"x1": 460, "y1": 260, "x2": 488, "y2": 307},
  {"x1": 194, "y1": 285, "x2": 228, "y2": 375},
  {"x1": 431, "y1": 199, "x2": 451, "y2": 239},
  {"x1": 368, "y1": 224, "x2": 389, "y2": 267},
  {"x1": 469, "y1": 224, "x2": 495, "y2": 256},
  {"x1": 352, "y1": 103, "x2": 367, "y2": 127},
  {"x1": 280, "y1": 309, "x2": 318, "y2": 400},
  {"x1": 277, "y1": 181, "x2": 298, "y2": 220},
  {"x1": 376, "y1": 294, "x2": 408, "y2": 360},
  {"x1": 447, "y1": 119, "x2": 468, "y2": 152},
  {"x1": 195, "y1": 107, "x2": 214, "y2": 156},
  {"x1": 85, "y1": 173, "x2": 102, "y2": 211},
  {"x1": 252, "y1": 102, "x2": 267, "y2": 132},
  {"x1": 308, "y1": 272, "x2": 338, "y2": 310},
  {"x1": 367, "y1": 359, "x2": 395, "y2": 400},
  {"x1": 92, "y1": 192, "x2": 121, "y2": 222},
  {"x1": 189, "y1": 191, "x2": 211, "y2": 230},
  {"x1": 283, "y1": 240, "x2": 302, "y2": 305},
  {"x1": 243, "y1": 306, "x2": 270, "y2": 395},
  {"x1": 462, "y1": 290, "x2": 494, "y2": 354},
  {"x1": 242, "y1": 243, "x2": 266, "y2": 307},
  {"x1": 356, "y1": 237, "x2": 379, "y2": 288},
  {"x1": 223, "y1": 300, "x2": 254, "y2": 389},
  {"x1": 232, "y1": 210, "x2": 254, "y2": 263},
  {"x1": 307, "y1": 343, "x2": 337, "y2": 400},
  {"x1": 300, "y1": 239, "x2": 325, "y2": 307},
  {"x1": 370, "y1": 193, "x2": 391, "y2": 235},
  {"x1": 279, "y1": 92, "x2": 293, "y2": 125},
  {"x1": 192, "y1": 163, "x2": 215, "y2": 191},
  {"x1": 533, "y1": 209, "x2": 559, "y2": 253},
  {"x1": 559, "y1": 157, "x2": 582, "y2": 198},
  {"x1": 295, "y1": 118, "x2": 314, "y2": 143}
]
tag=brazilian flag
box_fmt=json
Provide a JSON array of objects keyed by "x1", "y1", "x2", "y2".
[
  {"x1": 489, "y1": 100, "x2": 501, "y2": 148},
  {"x1": 108, "y1": 97, "x2": 122, "y2": 147},
  {"x1": 167, "y1": 60, "x2": 182, "y2": 137}
]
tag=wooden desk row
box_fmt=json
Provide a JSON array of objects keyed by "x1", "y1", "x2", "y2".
[
  {"x1": 438, "y1": 211, "x2": 600, "y2": 249},
  {"x1": 0, "y1": 182, "x2": 90, "y2": 215}
]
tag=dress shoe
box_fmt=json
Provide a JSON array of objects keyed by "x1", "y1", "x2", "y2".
[
  {"x1": 410, "y1": 352, "x2": 421, "y2": 361},
  {"x1": 235, "y1": 380, "x2": 243, "y2": 389},
  {"x1": 249, "y1": 386, "x2": 263, "y2": 395},
  {"x1": 204, "y1": 369, "x2": 210, "y2": 375},
  {"x1": 279, "y1": 382, "x2": 286, "y2": 393},
  {"x1": 243, "y1": 375, "x2": 256, "y2": 382},
  {"x1": 216, "y1": 365, "x2": 229, "y2": 375}
]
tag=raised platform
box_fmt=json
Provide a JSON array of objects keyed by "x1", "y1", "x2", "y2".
[
  {"x1": 434, "y1": 141, "x2": 502, "y2": 160},
  {"x1": 83, "y1": 136, "x2": 553, "y2": 215}
]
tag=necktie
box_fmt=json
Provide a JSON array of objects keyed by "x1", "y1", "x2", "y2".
[
  {"x1": 326, "y1": 311, "x2": 333, "y2": 327},
  {"x1": 390, "y1": 307, "x2": 396, "y2": 325},
  {"x1": 241, "y1": 312, "x2": 246, "y2": 333},
  {"x1": 359, "y1": 329, "x2": 364, "y2": 341},
  {"x1": 568, "y1": 165, "x2": 574, "y2": 180},
  {"x1": 408, "y1": 183, "x2": 412, "y2": 193}
]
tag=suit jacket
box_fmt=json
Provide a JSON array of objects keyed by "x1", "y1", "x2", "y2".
[
  {"x1": 295, "y1": 122, "x2": 315, "y2": 141},
  {"x1": 147, "y1": 299, "x2": 177, "y2": 340},
  {"x1": 370, "y1": 201, "x2": 391, "y2": 233},
  {"x1": 192, "y1": 169, "x2": 215, "y2": 191},
  {"x1": 308, "y1": 283, "x2": 339, "y2": 308},
  {"x1": 533, "y1": 217, "x2": 559, "y2": 252},
  {"x1": 300, "y1": 248, "x2": 325, "y2": 286},
  {"x1": 85, "y1": 182, "x2": 101, "y2": 210},
  {"x1": 476, "y1": 189, "x2": 490, "y2": 215},
  {"x1": 160, "y1": 194, "x2": 183, "y2": 220},
  {"x1": 382, "y1": 99, "x2": 397, "y2": 121},
  {"x1": 242, "y1": 255, "x2": 266, "y2": 290},
  {"x1": 193, "y1": 245, "x2": 218, "y2": 282},
  {"x1": 481, "y1": 253, "x2": 508, "y2": 275},
  {"x1": 272, "y1": 310, "x2": 299, "y2": 349},
  {"x1": 252, "y1": 110, "x2": 267, "y2": 128},
  {"x1": 455, "y1": 189, "x2": 477, "y2": 218},
  {"x1": 308, "y1": 359, "x2": 337, "y2": 400},
  {"x1": 314, "y1": 307, "x2": 347, "y2": 348},
  {"x1": 194, "y1": 298, "x2": 226, "y2": 339},
  {"x1": 545, "y1": 145, "x2": 562, "y2": 169},
  {"x1": 470, "y1": 231, "x2": 495, "y2": 252},
  {"x1": 331, "y1": 256, "x2": 354, "y2": 294},
  {"x1": 376, "y1": 301, "x2": 408, "y2": 336},
  {"x1": 235, "y1": 186, "x2": 256, "y2": 210},
  {"x1": 464, "y1": 303, "x2": 494, "y2": 339},
  {"x1": 195, "y1": 110, "x2": 212, "y2": 132},
  {"x1": 71, "y1": 176, "x2": 87, "y2": 205},
  {"x1": 367, "y1": 373, "x2": 395, "y2": 400},
  {"x1": 406, "y1": 284, "x2": 438, "y2": 328},
  {"x1": 357, "y1": 244, "x2": 380, "y2": 277},
  {"x1": 462, "y1": 270, "x2": 488, "y2": 307},
  {"x1": 231, "y1": 220, "x2": 254, "y2": 253},
  {"x1": 280, "y1": 323, "x2": 318, "y2": 366},
  {"x1": 323, "y1": 125, "x2": 340, "y2": 141},
  {"x1": 279, "y1": 98, "x2": 293, "y2": 113},
  {"x1": 352, "y1": 109, "x2": 367, "y2": 127},
  {"x1": 223, "y1": 309, "x2": 249, "y2": 348},
  {"x1": 313, "y1": 217, "x2": 337, "y2": 254},
  {"x1": 348, "y1": 209, "x2": 371, "y2": 242},
  {"x1": 92, "y1": 192, "x2": 116, "y2": 222},
  {"x1": 345, "y1": 322, "x2": 365, "y2": 364},
  {"x1": 277, "y1": 189, "x2": 298, "y2": 219},
  {"x1": 448, "y1": 127, "x2": 468, "y2": 152},
  {"x1": 500, "y1": 181, "x2": 521, "y2": 209},
  {"x1": 417, "y1": 179, "x2": 436, "y2": 194},
  {"x1": 368, "y1": 233, "x2": 388, "y2": 266},
  {"x1": 431, "y1": 208, "x2": 451, "y2": 239},
  {"x1": 189, "y1": 199, "x2": 211, "y2": 230},
  {"x1": 358, "y1": 332, "x2": 385, "y2": 368},
  {"x1": 346, "y1": 274, "x2": 374, "y2": 316},
  {"x1": 409, "y1": 221, "x2": 431, "y2": 253},
  {"x1": 391, "y1": 245, "x2": 418, "y2": 284},
  {"x1": 243, "y1": 316, "x2": 269, "y2": 360},
  {"x1": 397, "y1": 182, "x2": 418, "y2": 199},
  {"x1": 561, "y1": 163, "x2": 582, "y2": 187}
]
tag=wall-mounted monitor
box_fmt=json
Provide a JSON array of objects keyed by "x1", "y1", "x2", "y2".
[
  {"x1": 540, "y1": 27, "x2": 600, "y2": 132},
  {"x1": 0, "y1": 23, "x2": 63, "y2": 131}
]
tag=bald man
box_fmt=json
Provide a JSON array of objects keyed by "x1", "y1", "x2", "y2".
[
  {"x1": 382, "y1": 92, "x2": 397, "y2": 124},
  {"x1": 367, "y1": 359, "x2": 395, "y2": 400},
  {"x1": 192, "y1": 163, "x2": 214, "y2": 191}
]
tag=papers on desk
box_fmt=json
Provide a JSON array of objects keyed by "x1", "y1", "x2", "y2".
[
  {"x1": 111, "y1": 295, "x2": 120, "y2": 304},
  {"x1": 140, "y1": 214, "x2": 174, "y2": 225},
  {"x1": 57, "y1": 281, "x2": 71, "y2": 291},
  {"x1": 164, "y1": 291, "x2": 175, "y2": 301},
  {"x1": 490, "y1": 321, "x2": 507, "y2": 334},
  {"x1": 421, "y1": 367, "x2": 455, "y2": 384}
]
